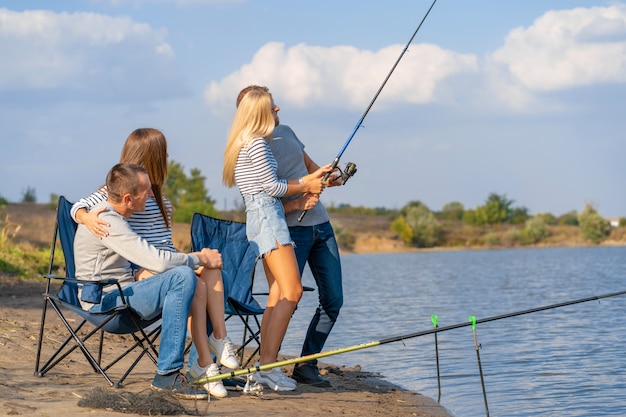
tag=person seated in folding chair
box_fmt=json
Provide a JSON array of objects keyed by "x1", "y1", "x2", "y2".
[
  {"x1": 71, "y1": 128, "x2": 239, "y2": 397},
  {"x1": 222, "y1": 88, "x2": 331, "y2": 391},
  {"x1": 74, "y1": 162, "x2": 222, "y2": 400}
]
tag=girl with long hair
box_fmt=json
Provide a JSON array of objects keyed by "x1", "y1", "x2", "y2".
[
  {"x1": 72, "y1": 128, "x2": 238, "y2": 398},
  {"x1": 223, "y1": 89, "x2": 330, "y2": 391}
]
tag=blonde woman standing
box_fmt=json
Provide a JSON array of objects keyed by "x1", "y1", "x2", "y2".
[{"x1": 223, "y1": 88, "x2": 330, "y2": 391}]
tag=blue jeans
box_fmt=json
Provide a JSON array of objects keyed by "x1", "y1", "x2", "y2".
[
  {"x1": 90, "y1": 266, "x2": 197, "y2": 375},
  {"x1": 290, "y1": 221, "x2": 343, "y2": 365}
]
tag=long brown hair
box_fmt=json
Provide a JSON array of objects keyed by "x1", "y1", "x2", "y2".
[{"x1": 119, "y1": 128, "x2": 170, "y2": 227}]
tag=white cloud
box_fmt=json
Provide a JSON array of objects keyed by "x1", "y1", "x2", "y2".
[
  {"x1": 205, "y1": 5, "x2": 626, "y2": 115},
  {"x1": 0, "y1": 8, "x2": 189, "y2": 104},
  {"x1": 90, "y1": 0, "x2": 244, "y2": 6},
  {"x1": 491, "y1": 4, "x2": 626, "y2": 92},
  {"x1": 204, "y1": 41, "x2": 478, "y2": 114}
]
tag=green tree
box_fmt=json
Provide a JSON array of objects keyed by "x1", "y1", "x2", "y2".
[
  {"x1": 439, "y1": 201, "x2": 464, "y2": 222},
  {"x1": 391, "y1": 216, "x2": 413, "y2": 245},
  {"x1": 462, "y1": 208, "x2": 478, "y2": 226},
  {"x1": 21, "y1": 186, "x2": 36, "y2": 203},
  {"x1": 557, "y1": 210, "x2": 579, "y2": 226},
  {"x1": 461, "y1": 193, "x2": 514, "y2": 226},
  {"x1": 578, "y1": 204, "x2": 610, "y2": 244},
  {"x1": 482, "y1": 193, "x2": 513, "y2": 224},
  {"x1": 521, "y1": 215, "x2": 549, "y2": 244},
  {"x1": 536, "y1": 212, "x2": 557, "y2": 226},
  {"x1": 164, "y1": 161, "x2": 188, "y2": 207},
  {"x1": 163, "y1": 160, "x2": 217, "y2": 223},
  {"x1": 394, "y1": 201, "x2": 442, "y2": 248},
  {"x1": 509, "y1": 206, "x2": 530, "y2": 225},
  {"x1": 49, "y1": 193, "x2": 59, "y2": 209}
]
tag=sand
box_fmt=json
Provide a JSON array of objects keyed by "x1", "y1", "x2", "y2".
[{"x1": 0, "y1": 275, "x2": 452, "y2": 417}]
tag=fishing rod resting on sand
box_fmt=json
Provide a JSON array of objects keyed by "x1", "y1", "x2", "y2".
[
  {"x1": 194, "y1": 289, "x2": 626, "y2": 387},
  {"x1": 297, "y1": 0, "x2": 439, "y2": 222}
]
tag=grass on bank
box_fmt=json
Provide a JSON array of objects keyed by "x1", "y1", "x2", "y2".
[{"x1": 2, "y1": 202, "x2": 626, "y2": 281}]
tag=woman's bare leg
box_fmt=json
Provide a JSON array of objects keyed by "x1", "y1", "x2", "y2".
[
  {"x1": 189, "y1": 279, "x2": 213, "y2": 367},
  {"x1": 258, "y1": 243, "x2": 303, "y2": 365},
  {"x1": 198, "y1": 267, "x2": 227, "y2": 339}
]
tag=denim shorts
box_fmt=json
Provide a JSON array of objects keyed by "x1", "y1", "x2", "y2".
[{"x1": 244, "y1": 192, "x2": 294, "y2": 258}]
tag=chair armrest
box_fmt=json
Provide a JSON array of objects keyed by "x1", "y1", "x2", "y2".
[{"x1": 43, "y1": 275, "x2": 128, "y2": 305}]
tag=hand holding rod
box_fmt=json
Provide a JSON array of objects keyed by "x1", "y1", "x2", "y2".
[{"x1": 297, "y1": 0, "x2": 439, "y2": 222}]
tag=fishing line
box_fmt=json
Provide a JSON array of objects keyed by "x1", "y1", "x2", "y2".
[
  {"x1": 194, "y1": 289, "x2": 626, "y2": 385},
  {"x1": 298, "y1": 0, "x2": 439, "y2": 222}
]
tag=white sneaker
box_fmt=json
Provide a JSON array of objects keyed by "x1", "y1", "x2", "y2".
[
  {"x1": 251, "y1": 367, "x2": 297, "y2": 391},
  {"x1": 187, "y1": 363, "x2": 228, "y2": 398},
  {"x1": 208, "y1": 334, "x2": 240, "y2": 369}
]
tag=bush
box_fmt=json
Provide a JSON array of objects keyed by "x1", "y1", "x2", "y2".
[
  {"x1": 462, "y1": 209, "x2": 479, "y2": 226},
  {"x1": 438, "y1": 201, "x2": 464, "y2": 222},
  {"x1": 332, "y1": 223, "x2": 356, "y2": 251},
  {"x1": 402, "y1": 203, "x2": 442, "y2": 248},
  {"x1": 521, "y1": 216, "x2": 550, "y2": 244},
  {"x1": 557, "y1": 210, "x2": 579, "y2": 226},
  {"x1": 578, "y1": 204, "x2": 610, "y2": 244},
  {"x1": 391, "y1": 216, "x2": 413, "y2": 246},
  {"x1": 536, "y1": 212, "x2": 557, "y2": 226}
]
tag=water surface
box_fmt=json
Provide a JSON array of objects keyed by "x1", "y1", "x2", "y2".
[{"x1": 273, "y1": 246, "x2": 626, "y2": 417}]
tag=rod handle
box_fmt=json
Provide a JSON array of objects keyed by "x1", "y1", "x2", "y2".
[{"x1": 297, "y1": 157, "x2": 339, "y2": 222}]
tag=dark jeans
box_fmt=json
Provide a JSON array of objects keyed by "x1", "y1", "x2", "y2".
[{"x1": 290, "y1": 221, "x2": 343, "y2": 365}]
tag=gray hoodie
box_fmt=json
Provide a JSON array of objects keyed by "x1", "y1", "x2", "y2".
[{"x1": 73, "y1": 200, "x2": 199, "y2": 308}]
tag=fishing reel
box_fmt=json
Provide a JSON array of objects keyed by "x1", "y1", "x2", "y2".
[{"x1": 337, "y1": 162, "x2": 357, "y2": 185}]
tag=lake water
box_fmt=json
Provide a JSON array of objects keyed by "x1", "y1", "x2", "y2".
[{"x1": 258, "y1": 246, "x2": 626, "y2": 417}]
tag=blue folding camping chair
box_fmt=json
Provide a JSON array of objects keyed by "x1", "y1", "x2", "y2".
[
  {"x1": 190, "y1": 213, "x2": 264, "y2": 367},
  {"x1": 189, "y1": 212, "x2": 315, "y2": 367},
  {"x1": 34, "y1": 196, "x2": 162, "y2": 387}
]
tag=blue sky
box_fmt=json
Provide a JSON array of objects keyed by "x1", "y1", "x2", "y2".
[{"x1": 1, "y1": 0, "x2": 624, "y2": 217}]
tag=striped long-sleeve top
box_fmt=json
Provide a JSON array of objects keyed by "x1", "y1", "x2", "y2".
[
  {"x1": 70, "y1": 187, "x2": 176, "y2": 252},
  {"x1": 235, "y1": 138, "x2": 288, "y2": 198}
]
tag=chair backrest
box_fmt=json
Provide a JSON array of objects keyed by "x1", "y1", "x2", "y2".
[
  {"x1": 55, "y1": 196, "x2": 80, "y2": 306},
  {"x1": 190, "y1": 213, "x2": 260, "y2": 314}
]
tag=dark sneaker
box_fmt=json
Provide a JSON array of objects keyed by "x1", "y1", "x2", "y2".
[
  {"x1": 292, "y1": 364, "x2": 331, "y2": 387},
  {"x1": 151, "y1": 371, "x2": 208, "y2": 400}
]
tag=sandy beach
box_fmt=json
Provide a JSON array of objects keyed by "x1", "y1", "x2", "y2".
[{"x1": 0, "y1": 275, "x2": 452, "y2": 417}]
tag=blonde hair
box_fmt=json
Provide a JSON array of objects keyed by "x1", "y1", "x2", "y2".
[
  {"x1": 222, "y1": 89, "x2": 275, "y2": 187},
  {"x1": 120, "y1": 128, "x2": 170, "y2": 227}
]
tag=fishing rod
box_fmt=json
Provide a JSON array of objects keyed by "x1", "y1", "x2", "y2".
[
  {"x1": 297, "y1": 0, "x2": 439, "y2": 222},
  {"x1": 195, "y1": 289, "x2": 626, "y2": 385},
  {"x1": 469, "y1": 316, "x2": 490, "y2": 417}
]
